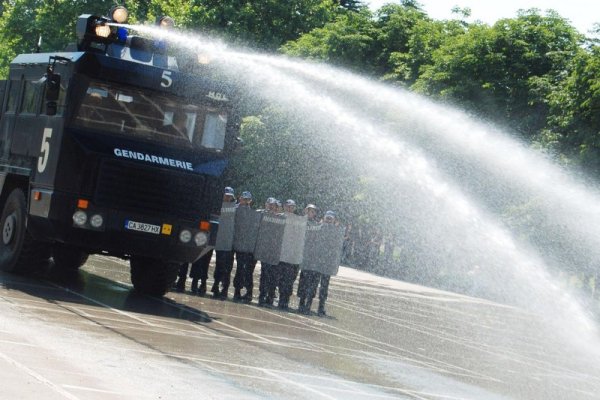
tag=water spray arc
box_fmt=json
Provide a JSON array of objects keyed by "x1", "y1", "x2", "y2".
[{"x1": 128, "y1": 24, "x2": 600, "y2": 353}]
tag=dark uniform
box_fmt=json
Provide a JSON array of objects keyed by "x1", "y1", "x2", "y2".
[
  {"x1": 174, "y1": 249, "x2": 212, "y2": 294},
  {"x1": 174, "y1": 263, "x2": 189, "y2": 292},
  {"x1": 189, "y1": 249, "x2": 213, "y2": 295}
]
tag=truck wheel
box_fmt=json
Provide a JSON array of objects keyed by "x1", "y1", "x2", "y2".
[
  {"x1": 0, "y1": 188, "x2": 50, "y2": 273},
  {"x1": 52, "y1": 244, "x2": 89, "y2": 271},
  {"x1": 130, "y1": 257, "x2": 179, "y2": 297},
  {"x1": 0, "y1": 188, "x2": 27, "y2": 272}
]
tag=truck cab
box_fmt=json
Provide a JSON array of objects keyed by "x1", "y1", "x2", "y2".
[{"x1": 0, "y1": 8, "x2": 239, "y2": 296}]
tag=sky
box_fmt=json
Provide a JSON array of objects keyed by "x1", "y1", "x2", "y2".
[{"x1": 365, "y1": 1, "x2": 600, "y2": 34}]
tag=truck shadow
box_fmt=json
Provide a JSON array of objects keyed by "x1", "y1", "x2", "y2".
[{"x1": 0, "y1": 265, "x2": 213, "y2": 324}]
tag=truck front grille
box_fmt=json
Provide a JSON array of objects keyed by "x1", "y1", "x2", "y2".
[{"x1": 94, "y1": 159, "x2": 206, "y2": 219}]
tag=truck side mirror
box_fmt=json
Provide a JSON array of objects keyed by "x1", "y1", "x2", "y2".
[{"x1": 45, "y1": 73, "x2": 61, "y2": 115}]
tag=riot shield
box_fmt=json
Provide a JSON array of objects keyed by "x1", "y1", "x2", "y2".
[
  {"x1": 232, "y1": 206, "x2": 260, "y2": 253},
  {"x1": 301, "y1": 224, "x2": 344, "y2": 276},
  {"x1": 319, "y1": 224, "x2": 345, "y2": 276},
  {"x1": 280, "y1": 213, "x2": 307, "y2": 265},
  {"x1": 254, "y1": 213, "x2": 286, "y2": 265},
  {"x1": 214, "y1": 202, "x2": 236, "y2": 251},
  {"x1": 300, "y1": 221, "x2": 322, "y2": 272}
]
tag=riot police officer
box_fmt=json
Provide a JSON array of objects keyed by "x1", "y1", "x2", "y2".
[
  {"x1": 277, "y1": 199, "x2": 305, "y2": 311},
  {"x1": 232, "y1": 191, "x2": 260, "y2": 302},
  {"x1": 298, "y1": 210, "x2": 344, "y2": 316},
  {"x1": 316, "y1": 210, "x2": 339, "y2": 316},
  {"x1": 256, "y1": 197, "x2": 283, "y2": 306},
  {"x1": 211, "y1": 187, "x2": 236, "y2": 299},
  {"x1": 297, "y1": 204, "x2": 320, "y2": 313}
]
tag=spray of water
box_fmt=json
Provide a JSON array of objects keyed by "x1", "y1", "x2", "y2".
[{"x1": 124, "y1": 24, "x2": 600, "y2": 355}]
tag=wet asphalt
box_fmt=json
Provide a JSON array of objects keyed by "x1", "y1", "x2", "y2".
[{"x1": 0, "y1": 255, "x2": 599, "y2": 399}]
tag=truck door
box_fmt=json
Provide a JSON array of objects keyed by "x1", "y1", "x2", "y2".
[{"x1": 0, "y1": 78, "x2": 21, "y2": 162}]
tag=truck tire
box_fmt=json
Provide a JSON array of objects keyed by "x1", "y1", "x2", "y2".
[
  {"x1": 130, "y1": 256, "x2": 179, "y2": 297},
  {"x1": 52, "y1": 244, "x2": 89, "y2": 271},
  {"x1": 0, "y1": 188, "x2": 51, "y2": 273}
]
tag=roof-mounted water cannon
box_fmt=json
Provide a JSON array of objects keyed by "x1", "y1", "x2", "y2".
[
  {"x1": 75, "y1": 8, "x2": 178, "y2": 69},
  {"x1": 76, "y1": 6, "x2": 130, "y2": 51}
]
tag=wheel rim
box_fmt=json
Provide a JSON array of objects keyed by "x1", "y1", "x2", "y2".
[{"x1": 2, "y1": 213, "x2": 16, "y2": 245}]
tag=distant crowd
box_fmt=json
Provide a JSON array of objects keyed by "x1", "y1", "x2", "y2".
[{"x1": 174, "y1": 187, "x2": 345, "y2": 316}]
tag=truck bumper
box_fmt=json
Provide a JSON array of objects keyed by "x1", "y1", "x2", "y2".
[{"x1": 27, "y1": 189, "x2": 212, "y2": 263}]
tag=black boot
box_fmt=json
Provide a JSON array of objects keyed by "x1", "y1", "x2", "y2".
[
  {"x1": 233, "y1": 289, "x2": 242, "y2": 302},
  {"x1": 258, "y1": 293, "x2": 266, "y2": 306},
  {"x1": 265, "y1": 295, "x2": 274, "y2": 306},
  {"x1": 190, "y1": 278, "x2": 199, "y2": 294},
  {"x1": 219, "y1": 285, "x2": 229, "y2": 300},
  {"x1": 198, "y1": 280, "x2": 207, "y2": 296},
  {"x1": 241, "y1": 289, "x2": 253, "y2": 303},
  {"x1": 174, "y1": 278, "x2": 185, "y2": 293},
  {"x1": 298, "y1": 297, "x2": 306, "y2": 314},
  {"x1": 304, "y1": 298, "x2": 313, "y2": 315},
  {"x1": 317, "y1": 300, "x2": 326, "y2": 317},
  {"x1": 278, "y1": 295, "x2": 289, "y2": 311}
]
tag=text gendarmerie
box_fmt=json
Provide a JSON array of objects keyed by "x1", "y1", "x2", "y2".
[{"x1": 114, "y1": 148, "x2": 193, "y2": 171}]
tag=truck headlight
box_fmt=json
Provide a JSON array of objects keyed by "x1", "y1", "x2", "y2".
[
  {"x1": 73, "y1": 210, "x2": 88, "y2": 226},
  {"x1": 90, "y1": 214, "x2": 104, "y2": 228},
  {"x1": 194, "y1": 232, "x2": 208, "y2": 247},
  {"x1": 179, "y1": 229, "x2": 192, "y2": 243}
]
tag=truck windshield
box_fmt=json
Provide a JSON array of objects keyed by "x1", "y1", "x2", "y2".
[{"x1": 71, "y1": 80, "x2": 228, "y2": 151}]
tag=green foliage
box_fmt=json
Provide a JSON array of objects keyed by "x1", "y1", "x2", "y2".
[
  {"x1": 414, "y1": 9, "x2": 584, "y2": 137},
  {"x1": 134, "y1": 0, "x2": 338, "y2": 50},
  {"x1": 0, "y1": 0, "x2": 116, "y2": 77},
  {"x1": 544, "y1": 45, "x2": 600, "y2": 173},
  {"x1": 338, "y1": 0, "x2": 364, "y2": 12},
  {"x1": 227, "y1": 109, "x2": 361, "y2": 216},
  {"x1": 281, "y1": 10, "x2": 378, "y2": 72},
  {"x1": 282, "y1": 2, "x2": 464, "y2": 84}
]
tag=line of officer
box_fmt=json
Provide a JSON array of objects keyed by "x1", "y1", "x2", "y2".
[{"x1": 177, "y1": 189, "x2": 342, "y2": 318}]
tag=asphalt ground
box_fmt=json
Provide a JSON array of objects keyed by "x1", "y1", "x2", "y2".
[{"x1": 1, "y1": 255, "x2": 599, "y2": 399}]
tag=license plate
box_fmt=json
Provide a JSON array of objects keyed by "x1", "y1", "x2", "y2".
[{"x1": 125, "y1": 220, "x2": 161, "y2": 235}]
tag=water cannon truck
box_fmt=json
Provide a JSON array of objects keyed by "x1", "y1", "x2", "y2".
[{"x1": 0, "y1": 7, "x2": 239, "y2": 296}]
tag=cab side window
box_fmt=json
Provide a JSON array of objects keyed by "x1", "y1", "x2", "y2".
[
  {"x1": 201, "y1": 112, "x2": 227, "y2": 151},
  {"x1": 5, "y1": 80, "x2": 20, "y2": 113},
  {"x1": 20, "y1": 80, "x2": 39, "y2": 114}
]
